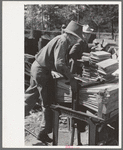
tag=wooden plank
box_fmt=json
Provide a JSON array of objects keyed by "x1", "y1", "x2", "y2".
[
  {"x1": 90, "y1": 51, "x2": 111, "y2": 58},
  {"x1": 83, "y1": 101, "x2": 98, "y2": 107},
  {"x1": 102, "y1": 100, "x2": 118, "y2": 114},
  {"x1": 97, "y1": 59, "x2": 118, "y2": 73},
  {"x1": 90, "y1": 55, "x2": 110, "y2": 61},
  {"x1": 82, "y1": 103, "x2": 98, "y2": 112},
  {"x1": 102, "y1": 109, "x2": 118, "y2": 120}
]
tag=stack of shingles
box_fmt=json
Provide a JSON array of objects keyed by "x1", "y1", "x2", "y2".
[
  {"x1": 96, "y1": 58, "x2": 118, "y2": 83},
  {"x1": 56, "y1": 78, "x2": 72, "y2": 103},
  {"x1": 56, "y1": 78, "x2": 118, "y2": 118},
  {"x1": 82, "y1": 51, "x2": 111, "y2": 80},
  {"x1": 81, "y1": 53, "x2": 91, "y2": 80},
  {"x1": 79, "y1": 83, "x2": 119, "y2": 117},
  {"x1": 89, "y1": 51, "x2": 111, "y2": 79}
]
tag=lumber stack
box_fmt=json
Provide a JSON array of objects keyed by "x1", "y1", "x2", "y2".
[
  {"x1": 55, "y1": 50, "x2": 119, "y2": 120},
  {"x1": 56, "y1": 78, "x2": 72, "y2": 103},
  {"x1": 55, "y1": 78, "x2": 119, "y2": 119},
  {"x1": 79, "y1": 83, "x2": 119, "y2": 118},
  {"x1": 81, "y1": 51, "x2": 111, "y2": 81},
  {"x1": 96, "y1": 59, "x2": 118, "y2": 83},
  {"x1": 81, "y1": 52, "x2": 98, "y2": 81},
  {"x1": 81, "y1": 53, "x2": 91, "y2": 79},
  {"x1": 90, "y1": 51, "x2": 111, "y2": 64}
]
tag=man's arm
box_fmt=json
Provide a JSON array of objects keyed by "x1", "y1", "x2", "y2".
[
  {"x1": 54, "y1": 36, "x2": 78, "y2": 93},
  {"x1": 69, "y1": 42, "x2": 81, "y2": 60},
  {"x1": 54, "y1": 38, "x2": 74, "y2": 79}
]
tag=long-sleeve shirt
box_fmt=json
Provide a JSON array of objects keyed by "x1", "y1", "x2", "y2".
[
  {"x1": 35, "y1": 33, "x2": 74, "y2": 79},
  {"x1": 68, "y1": 40, "x2": 90, "y2": 74},
  {"x1": 69, "y1": 40, "x2": 90, "y2": 60}
]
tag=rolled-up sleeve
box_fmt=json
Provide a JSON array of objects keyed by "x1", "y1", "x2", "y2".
[{"x1": 54, "y1": 37, "x2": 74, "y2": 79}]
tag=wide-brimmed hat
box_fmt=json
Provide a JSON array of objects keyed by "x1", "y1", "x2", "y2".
[
  {"x1": 64, "y1": 21, "x2": 83, "y2": 39},
  {"x1": 83, "y1": 25, "x2": 94, "y2": 34}
]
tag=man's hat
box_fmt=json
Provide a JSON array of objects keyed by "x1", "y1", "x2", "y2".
[
  {"x1": 83, "y1": 25, "x2": 94, "y2": 34},
  {"x1": 64, "y1": 20, "x2": 83, "y2": 39}
]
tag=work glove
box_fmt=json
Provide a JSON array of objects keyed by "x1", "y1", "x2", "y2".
[{"x1": 70, "y1": 78, "x2": 78, "y2": 93}]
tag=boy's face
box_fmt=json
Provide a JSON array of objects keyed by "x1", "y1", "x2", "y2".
[{"x1": 83, "y1": 33, "x2": 91, "y2": 42}]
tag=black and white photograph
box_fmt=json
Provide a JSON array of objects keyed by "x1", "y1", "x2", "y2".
[{"x1": 2, "y1": 1, "x2": 122, "y2": 148}]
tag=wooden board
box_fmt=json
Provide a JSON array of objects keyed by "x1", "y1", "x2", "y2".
[
  {"x1": 90, "y1": 51, "x2": 111, "y2": 58},
  {"x1": 96, "y1": 59, "x2": 118, "y2": 73}
]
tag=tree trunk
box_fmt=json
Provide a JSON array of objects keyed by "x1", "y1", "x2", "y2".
[
  {"x1": 29, "y1": 5, "x2": 34, "y2": 38},
  {"x1": 98, "y1": 25, "x2": 100, "y2": 39},
  {"x1": 111, "y1": 19, "x2": 114, "y2": 39},
  {"x1": 42, "y1": 5, "x2": 44, "y2": 30},
  {"x1": 77, "y1": 5, "x2": 80, "y2": 22}
]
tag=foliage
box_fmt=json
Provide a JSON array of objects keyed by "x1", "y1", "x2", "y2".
[
  {"x1": 87, "y1": 5, "x2": 118, "y2": 32},
  {"x1": 24, "y1": 4, "x2": 118, "y2": 33}
]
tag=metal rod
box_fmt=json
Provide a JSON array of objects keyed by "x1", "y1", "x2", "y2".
[{"x1": 25, "y1": 128, "x2": 38, "y2": 139}]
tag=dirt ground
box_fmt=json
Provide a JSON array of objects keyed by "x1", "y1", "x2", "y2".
[
  {"x1": 25, "y1": 111, "x2": 89, "y2": 146},
  {"x1": 25, "y1": 109, "x2": 118, "y2": 147}
]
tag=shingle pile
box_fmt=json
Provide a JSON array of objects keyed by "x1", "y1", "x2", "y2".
[
  {"x1": 79, "y1": 83, "x2": 118, "y2": 115},
  {"x1": 81, "y1": 51, "x2": 111, "y2": 81},
  {"x1": 55, "y1": 50, "x2": 119, "y2": 120},
  {"x1": 55, "y1": 78, "x2": 119, "y2": 119},
  {"x1": 96, "y1": 58, "x2": 118, "y2": 83}
]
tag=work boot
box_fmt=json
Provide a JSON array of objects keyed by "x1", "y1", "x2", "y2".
[
  {"x1": 44, "y1": 134, "x2": 53, "y2": 143},
  {"x1": 37, "y1": 131, "x2": 53, "y2": 143}
]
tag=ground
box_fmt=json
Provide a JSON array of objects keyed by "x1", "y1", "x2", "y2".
[
  {"x1": 25, "y1": 110, "x2": 89, "y2": 146},
  {"x1": 25, "y1": 109, "x2": 118, "y2": 147}
]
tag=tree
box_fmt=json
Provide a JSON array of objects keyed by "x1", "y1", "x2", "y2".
[
  {"x1": 79, "y1": 5, "x2": 118, "y2": 38},
  {"x1": 24, "y1": 4, "x2": 118, "y2": 34}
]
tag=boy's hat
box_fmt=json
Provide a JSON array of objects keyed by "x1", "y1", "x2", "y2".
[{"x1": 83, "y1": 25, "x2": 94, "y2": 34}]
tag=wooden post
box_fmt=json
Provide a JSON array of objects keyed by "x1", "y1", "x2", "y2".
[
  {"x1": 89, "y1": 120, "x2": 98, "y2": 145},
  {"x1": 52, "y1": 110, "x2": 59, "y2": 145},
  {"x1": 77, "y1": 128, "x2": 82, "y2": 145},
  {"x1": 70, "y1": 118, "x2": 75, "y2": 145},
  {"x1": 70, "y1": 90, "x2": 76, "y2": 145},
  {"x1": 70, "y1": 83, "x2": 82, "y2": 145}
]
